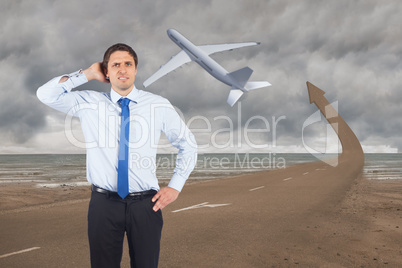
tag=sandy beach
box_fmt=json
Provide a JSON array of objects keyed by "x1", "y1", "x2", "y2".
[
  {"x1": 1, "y1": 159, "x2": 401, "y2": 267},
  {"x1": 2, "y1": 92, "x2": 401, "y2": 266}
]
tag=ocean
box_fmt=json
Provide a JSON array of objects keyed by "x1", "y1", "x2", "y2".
[{"x1": 0, "y1": 154, "x2": 401, "y2": 185}]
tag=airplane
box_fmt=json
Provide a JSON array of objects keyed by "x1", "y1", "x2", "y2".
[{"x1": 143, "y1": 29, "x2": 271, "y2": 106}]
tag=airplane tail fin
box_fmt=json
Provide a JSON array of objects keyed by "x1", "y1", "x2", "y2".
[
  {"x1": 227, "y1": 88, "x2": 244, "y2": 107},
  {"x1": 227, "y1": 66, "x2": 271, "y2": 106},
  {"x1": 228, "y1": 67, "x2": 253, "y2": 87},
  {"x1": 244, "y1": 81, "x2": 271, "y2": 91}
]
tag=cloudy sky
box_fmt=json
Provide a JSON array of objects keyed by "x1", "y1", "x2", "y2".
[{"x1": 1, "y1": 0, "x2": 401, "y2": 154}]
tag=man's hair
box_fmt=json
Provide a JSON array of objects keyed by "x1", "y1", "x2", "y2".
[{"x1": 101, "y1": 43, "x2": 138, "y2": 75}]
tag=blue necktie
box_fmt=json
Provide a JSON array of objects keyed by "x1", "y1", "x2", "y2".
[{"x1": 117, "y1": 98, "x2": 131, "y2": 199}]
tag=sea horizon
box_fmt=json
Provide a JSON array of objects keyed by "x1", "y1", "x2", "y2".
[{"x1": 0, "y1": 153, "x2": 401, "y2": 185}]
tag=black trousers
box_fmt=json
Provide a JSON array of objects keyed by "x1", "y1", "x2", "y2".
[{"x1": 88, "y1": 190, "x2": 163, "y2": 268}]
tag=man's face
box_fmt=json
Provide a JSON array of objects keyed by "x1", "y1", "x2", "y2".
[{"x1": 106, "y1": 51, "x2": 137, "y2": 95}]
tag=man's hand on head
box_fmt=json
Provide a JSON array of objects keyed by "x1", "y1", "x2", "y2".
[
  {"x1": 152, "y1": 187, "x2": 180, "y2": 212},
  {"x1": 83, "y1": 62, "x2": 110, "y2": 83}
]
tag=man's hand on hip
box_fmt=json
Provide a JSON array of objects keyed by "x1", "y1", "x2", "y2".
[{"x1": 152, "y1": 187, "x2": 179, "y2": 212}]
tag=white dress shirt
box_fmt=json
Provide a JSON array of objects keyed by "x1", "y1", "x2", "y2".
[{"x1": 37, "y1": 70, "x2": 197, "y2": 192}]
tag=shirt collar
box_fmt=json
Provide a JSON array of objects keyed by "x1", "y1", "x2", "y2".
[{"x1": 110, "y1": 86, "x2": 140, "y2": 104}]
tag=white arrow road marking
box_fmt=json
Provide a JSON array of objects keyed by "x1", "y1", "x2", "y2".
[
  {"x1": 0, "y1": 247, "x2": 40, "y2": 259},
  {"x1": 249, "y1": 186, "x2": 265, "y2": 192},
  {"x1": 172, "y1": 202, "x2": 231, "y2": 213},
  {"x1": 303, "y1": 172, "x2": 309, "y2": 175},
  {"x1": 283, "y1": 177, "x2": 293, "y2": 181},
  {"x1": 172, "y1": 202, "x2": 208, "y2": 213}
]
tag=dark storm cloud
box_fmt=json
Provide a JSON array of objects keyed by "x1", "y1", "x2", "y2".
[{"x1": 1, "y1": 0, "x2": 401, "y2": 152}]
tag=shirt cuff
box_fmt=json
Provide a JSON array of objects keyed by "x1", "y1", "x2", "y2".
[
  {"x1": 168, "y1": 173, "x2": 187, "y2": 192},
  {"x1": 64, "y1": 70, "x2": 88, "y2": 89}
]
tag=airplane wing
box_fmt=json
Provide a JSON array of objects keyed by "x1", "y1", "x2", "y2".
[
  {"x1": 143, "y1": 50, "x2": 192, "y2": 87},
  {"x1": 199, "y1": 42, "x2": 259, "y2": 56}
]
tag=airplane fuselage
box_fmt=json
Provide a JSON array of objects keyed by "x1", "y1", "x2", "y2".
[
  {"x1": 144, "y1": 28, "x2": 270, "y2": 106},
  {"x1": 167, "y1": 29, "x2": 243, "y2": 90}
]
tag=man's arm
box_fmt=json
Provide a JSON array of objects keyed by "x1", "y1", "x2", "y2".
[
  {"x1": 58, "y1": 62, "x2": 109, "y2": 84},
  {"x1": 36, "y1": 62, "x2": 108, "y2": 114},
  {"x1": 152, "y1": 102, "x2": 198, "y2": 211}
]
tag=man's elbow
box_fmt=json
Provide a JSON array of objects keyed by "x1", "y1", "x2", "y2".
[{"x1": 36, "y1": 86, "x2": 49, "y2": 104}]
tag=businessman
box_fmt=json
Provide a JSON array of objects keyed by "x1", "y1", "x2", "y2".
[{"x1": 37, "y1": 43, "x2": 197, "y2": 268}]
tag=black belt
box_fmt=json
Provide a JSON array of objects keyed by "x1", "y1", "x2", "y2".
[{"x1": 91, "y1": 185, "x2": 157, "y2": 200}]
